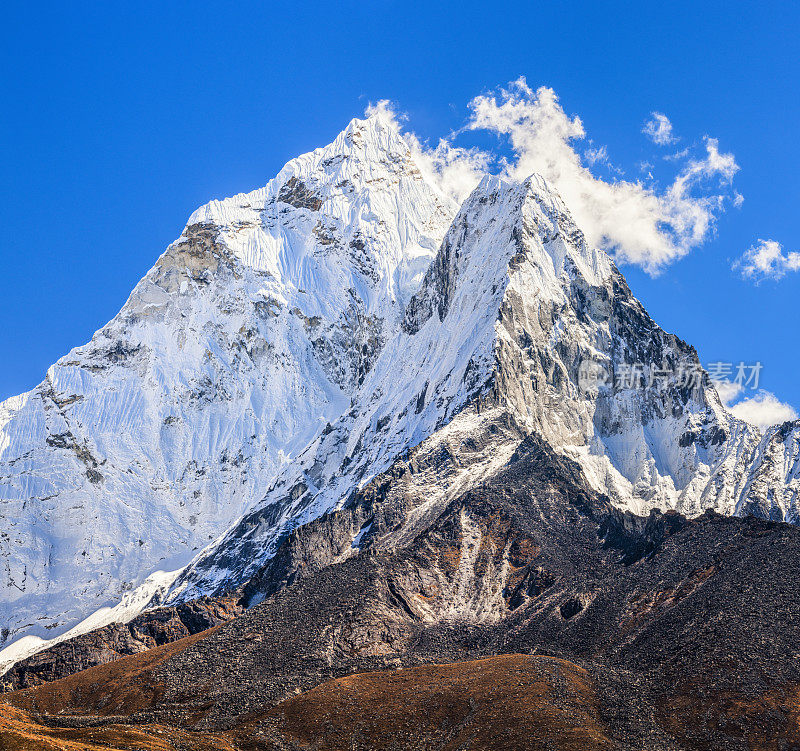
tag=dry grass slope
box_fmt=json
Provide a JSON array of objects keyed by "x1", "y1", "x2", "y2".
[
  {"x1": 0, "y1": 703, "x2": 233, "y2": 751},
  {"x1": 255, "y1": 654, "x2": 614, "y2": 751},
  {"x1": 3, "y1": 627, "x2": 216, "y2": 719},
  {"x1": 1, "y1": 652, "x2": 614, "y2": 751}
]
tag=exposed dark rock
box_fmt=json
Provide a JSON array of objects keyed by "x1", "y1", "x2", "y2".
[
  {"x1": 277, "y1": 176, "x2": 323, "y2": 211},
  {"x1": 0, "y1": 595, "x2": 242, "y2": 692},
  {"x1": 559, "y1": 597, "x2": 585, "y2": 620},
  {"x1": 6, "y1": 432, "x2": 800, "y2": 749}
]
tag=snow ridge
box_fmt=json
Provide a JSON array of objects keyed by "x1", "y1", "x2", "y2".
[
  {"x1": 0, "y1": 114, "x2": 454, "y2": 649},
  {"x1": 167, "y1": 170, "x2": 797, "y2": 603}
]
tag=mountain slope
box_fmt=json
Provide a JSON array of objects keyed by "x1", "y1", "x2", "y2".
[
  {"x1": 0, "y1": 113, "x2": 454, "y2": 651},
  {"x1": 2, "y1": 113, "x2": 798, "y2": 677},
  {"x1": 6, "y1": 430, "x2": 800, "y2": 750},
  {"x1": 166, "y1": 171, "x2": 792, "y2": 605},
  {"x1": 0, "y1": 655, "x2": 617, "y2": 751}
]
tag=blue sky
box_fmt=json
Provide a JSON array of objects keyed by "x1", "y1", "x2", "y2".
[{"x1": 1, "y1": 1, "x2": 798, "y2": 423}]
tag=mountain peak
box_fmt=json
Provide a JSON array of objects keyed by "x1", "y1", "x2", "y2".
[
  {"x1": 188, "y1": 112, "x2": 445, "y2": 233},
  {"x1": 404, "y1": 169, "x2": 613, "y2": 337},
  {"x1": 1, "y1": 113, "x2": 796, "y2": 676},
  {"x1": 0, "y1": 112, "x2": 456, "y2": 653},
  {"x1": 340, "y1": 111, "x2": 408, "y2": 150},
  {"x1": 177, "y1": 114, "x2": 455, "y2": 315}
]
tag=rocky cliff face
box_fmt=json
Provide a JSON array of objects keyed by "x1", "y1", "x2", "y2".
[{"x1": 163, "y1": 172, "x2": 792, "y2": 608}]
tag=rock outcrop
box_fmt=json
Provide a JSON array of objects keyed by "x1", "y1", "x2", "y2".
[{"x1": 0, "y1": 595, "x2": 241, "y2": 692}]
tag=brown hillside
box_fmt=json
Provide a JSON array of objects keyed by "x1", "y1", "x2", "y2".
[
  {"x1": 1, "y1": 654, "x2": 613, "y2": 751},
  {"x1": 253, "y1": 654, "x2": 615, "y2": 751}
]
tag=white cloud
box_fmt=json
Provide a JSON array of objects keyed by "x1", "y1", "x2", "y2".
[
  {"x1": 364, "y1": 99, "x2": 488, "y2": 205},
  {"x1": 672, "y1": 137, "x2": 739, "y2": 187},
  {"x1": 664, "y1": 147, "x2": 690, "y2": 162},
  {"x1": 734, "y1": 239, "x2": 800, "y2": 282},
  {"x1": 727, "y1": 390, "x2": 798, "y2": 432},
  {"x1": 405, "y1": 134, "x2": 490, "y2": 206},
  {"x1": 364, "y1": 98, "x2": 400, "y2": 122},
  {"x1": 714, "y1": 380, "x2": 798, "y2": 432},
  {"x1": 643, "y1": 112, "x2": 677, "y2": 145},
  {"x1": 466, "y1": 79, "x2": 739, "y2": 273},
  {"x1": 366, "y1": 80, "x2": 740, "y2": 273},
  {"x1": 584, "y1": 145, "x2": 608, "y2": 166},
  {"x1": 713, "y1": 380, "x2": 744, "y2": 406}
]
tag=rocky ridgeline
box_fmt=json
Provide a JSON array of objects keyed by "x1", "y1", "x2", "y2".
[{"x1": 0, "y1": 595, "x2": 242, "y2": 692}]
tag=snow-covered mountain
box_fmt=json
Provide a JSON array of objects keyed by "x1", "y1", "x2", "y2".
[
  {"x1": 1, "y1": 112, "x2": 798, "y2": 664},
  {"x1": 0, "y1": 113, "x2": 454, "y2": 649},
  {"x1": 166, "y1": 170, "x2": 799, "y2": 603}
]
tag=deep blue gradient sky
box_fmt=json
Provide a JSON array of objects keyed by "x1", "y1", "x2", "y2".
[{"x1": 2, "y1": 1, "x2": 798, "y2": 410}]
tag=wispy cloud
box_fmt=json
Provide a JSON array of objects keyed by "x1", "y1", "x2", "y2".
[
  {"x1": 714, "y1": 380, "x2": 745, "y2": 406},
  {"x1": 365, "y1": 99, "x2": 489, "y2": 205},
  {"x1": 466, "y1": 80, "x2": 739, "y2": 273},
  {"x1": 733, "y1": 239, "x2": 800, "y2": 282},
  {"x1": 643, "y1": 112, "x2": 677, "y2": 145},
  {"x1": 714, "y1": 381, "x2": 797, "y2": 432},
  {"x1": 584, "y1": 144, "x2": 609, "y2": 166},
  {"x1": 729, "y1": 391, "x2": 798, "y2": 432},
  {"x1": 367, "y1": 78, "x2": 740, "y2": 273}
]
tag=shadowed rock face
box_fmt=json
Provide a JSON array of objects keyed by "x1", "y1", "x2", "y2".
[
  {"x1": 277, "y1": 176, "x2": 324, "y2": 211},
  {"x1": 5, "y1": 431, "x2": 800, "y2": 750},
  {"x1": 0, "y1": 596, "x2": 242, "y2": 692}
]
